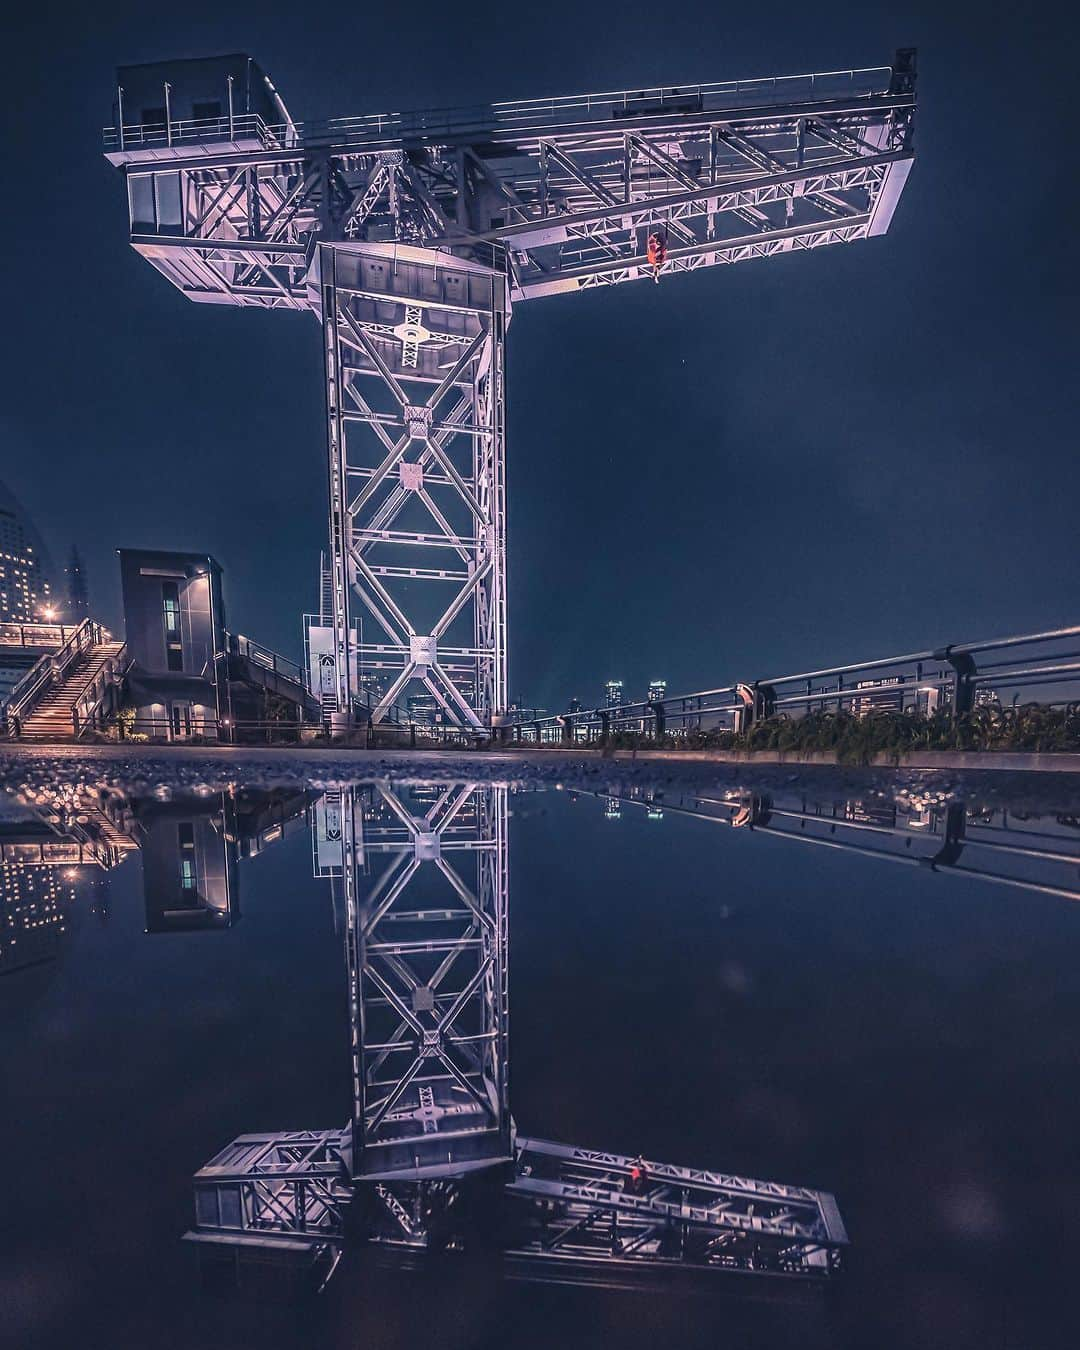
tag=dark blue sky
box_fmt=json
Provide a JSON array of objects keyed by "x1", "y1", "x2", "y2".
[{"x1": 3, "y1": 2, "x2": 1076, "y2": 711}]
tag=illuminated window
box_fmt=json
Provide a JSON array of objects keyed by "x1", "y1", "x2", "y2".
[
  {"x1": 163, "y1": 582, "x2": 183, "y2": 671},
  {"x1": 178, "y1": 823, "x2": 197, "y2": 896}
]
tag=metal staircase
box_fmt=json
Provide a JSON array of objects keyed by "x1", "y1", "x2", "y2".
[{"x1": 4, "y1": 621, "x2": 127, "y2": 740}]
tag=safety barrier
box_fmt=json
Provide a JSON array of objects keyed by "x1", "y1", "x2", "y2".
[
  {"x1": 512, "y1": 623, "x2": 1080, "y2": 745},
  {"x1": 103, "y1": 65, "x2": 893, "y2": 156}
]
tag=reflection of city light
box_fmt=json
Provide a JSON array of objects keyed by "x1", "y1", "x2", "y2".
[{"x1": 63, "y1": 869, "x2": 78, "y2": 880}]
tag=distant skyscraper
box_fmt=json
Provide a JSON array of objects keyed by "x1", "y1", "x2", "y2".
[
  {"x1": 0, "y1": 480, "x2": 54, "y2": 623},
  {"x1": 567, "y1": 697, "x2": 582, "y2": 714},
  {"x1": 648, "y1": 679, "x2": 667, "y2": 705},
  {"x1": 604, "y1": 680, "x2": 623, "y2": 708},
  {"x1": 64, "y1": 546, "x2": 90, "y2": 622}
]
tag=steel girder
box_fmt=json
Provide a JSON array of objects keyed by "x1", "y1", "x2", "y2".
[
  {"x1": 321, "y1": 244, "x2": 508, "y2": 724},
  {"x1": 108, "y1": 55, "x2": 915, "y2": 306},
  {"x1": 345, "y1": 783, "x2": 511, "y2": 1178}
]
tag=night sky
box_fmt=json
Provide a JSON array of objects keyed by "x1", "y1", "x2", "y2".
[{"x1": 4, "y1": 2, "x2": 1077, "y2": 712}]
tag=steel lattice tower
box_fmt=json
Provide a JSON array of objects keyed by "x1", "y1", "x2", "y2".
[{"x1": 104, "y1": 50, "x2": 916, "y2": 726}]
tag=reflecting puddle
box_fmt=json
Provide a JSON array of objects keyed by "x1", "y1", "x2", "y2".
[{"x1": 2, "y1": 760, "x2": 1079, "y2": 1349}]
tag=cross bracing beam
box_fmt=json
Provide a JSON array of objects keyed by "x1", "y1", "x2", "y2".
[{"x1": 321, "y1": 244, "x2": 508, "y2": 723}]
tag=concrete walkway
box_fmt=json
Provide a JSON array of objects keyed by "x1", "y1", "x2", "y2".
[{"x1": 2, "y1": 743, "x2": 1079, "y2": 773}]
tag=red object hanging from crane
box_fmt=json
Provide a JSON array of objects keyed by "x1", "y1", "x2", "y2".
[{"x1": 646, "y1": 228, "x2": 668, "y2": 282}]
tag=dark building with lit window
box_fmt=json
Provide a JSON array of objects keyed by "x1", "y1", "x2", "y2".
[
  {"x1": 0, "y1": 479, "x2": 54, "y2": 625},
  {"x1": 119, "y1": 549, "x2": 225, "y2": 739}
]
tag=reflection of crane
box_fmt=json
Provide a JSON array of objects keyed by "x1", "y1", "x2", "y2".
[
  {"x1": 186, "y1": 783, "x2": 847, "y2": 1294},
  {"x1": 104, "y1": 51, "x2": 916, "y2": 729}
]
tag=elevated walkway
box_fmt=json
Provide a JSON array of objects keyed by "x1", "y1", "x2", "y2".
[{"x1": 225, "y1": 633, "x2": 322, "y2": 724}]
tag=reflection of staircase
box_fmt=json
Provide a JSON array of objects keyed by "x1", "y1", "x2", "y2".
[
  {"x1": 17, "y1": 642, "x2": 125, "y2": 740},
  {"x1": 83, "y1": 801, "x2": 140, "y2": 860}
]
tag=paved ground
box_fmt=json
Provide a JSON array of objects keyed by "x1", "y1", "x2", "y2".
[{"x1": 2, "y1": 743, "x2": 1079, "y2": 811}]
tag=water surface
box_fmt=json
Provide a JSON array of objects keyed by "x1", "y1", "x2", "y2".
[{"x1": 2, "y1": 753, "x2": 1078, "y2": 1350}]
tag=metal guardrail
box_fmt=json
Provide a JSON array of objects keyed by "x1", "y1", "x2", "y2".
[
  {"x1": 512, "y1": 624, "x2": 1080, "y2": 745},
  {"x1": 227, "y1": 632, "x2": 307, "y2": 689},
  {"x1": 72, "y1": 644, "x2": 128, "y2": 739},
  {"x1": 102, "y1": 65, "x2": 894, "y2": 156},
  {"x1": 103, "y1": 112, "x2": 294, "y2": 154},
  {"x1": 0, "y1": 621, "x2": 79, "y2": 649},
  {"x1": 4, "y1": 619, "x2": 110, "y2": 737}
]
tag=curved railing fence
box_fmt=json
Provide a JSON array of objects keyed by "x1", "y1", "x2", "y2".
[{"x1": 510, "y1": 624, "x2": 1080, "y2": 745}]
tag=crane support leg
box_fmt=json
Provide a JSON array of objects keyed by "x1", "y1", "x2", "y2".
[{"x1": 321, "y1": 243, "x2": 509, "y2": 727}]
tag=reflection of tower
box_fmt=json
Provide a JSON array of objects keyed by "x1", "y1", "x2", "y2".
[
  {"x1": 65, "y1": 546, "x2": 90, "y2": 622},
  {"x1": 187, "y1": 782, "x2": 846, "y2": 1290},
  {"x1": 345, "y1": 782, "x2": 511, "y2": 1180},
  {"x1": 0, "y1": 861, "x2": 76, "y2": 975}
]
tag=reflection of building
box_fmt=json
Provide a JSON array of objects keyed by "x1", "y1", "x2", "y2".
[
  {"x1": 137, "y1": 799, "x2": 238, "y2": 932},
  {"x1": 134, "y1": 789, "x2": 313, "y2": 932},
  {"x1": 0, "y1": 479, "x2": 54, "y2": 624},
  {"x1": 0, "y1": 861, "x2": 75, "y2": 975}
]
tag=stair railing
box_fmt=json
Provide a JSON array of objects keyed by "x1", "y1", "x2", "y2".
[
  {"x1": 72, "y1": 643, "x2": 130, "y2": 739},
  {"x1": 4, "y1": 619, "x2": 109, "y2": 738}
]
